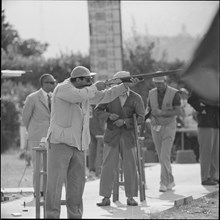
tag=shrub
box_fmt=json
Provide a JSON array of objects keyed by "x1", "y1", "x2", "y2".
[
  {"x1": 1, "y1": 80, "x2": 36, "y2": 153},
  {"x1": 1, "y1": 96, "x2": 20, "y2": 153}
]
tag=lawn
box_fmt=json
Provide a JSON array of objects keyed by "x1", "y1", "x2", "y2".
[
  {"x1": 1, "y1": 149, "x2": 33, "y2": 189},
  {"x1": 1, "y1": 148, "x2": 94, "y2": 189}
]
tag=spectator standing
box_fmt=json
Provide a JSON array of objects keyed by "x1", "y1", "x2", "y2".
[
  {"x1": 145, "y1": 76, "x2": 181, "y2": 192},
  {"x1": 188, "y1": 92, "x2": 219, "y2": 185},
  {"x1": 45, "y1": 66, "x2": 140, "y2": 218},
  {"x1": 22, "y1": 73, "x2": 56, "y2": 196},
  {"x1": 95, "y1": 71, "x2": 145, "y2": 207},
  {"x1": 179, "y1": 88, "x2": 197, "y2": 128}
]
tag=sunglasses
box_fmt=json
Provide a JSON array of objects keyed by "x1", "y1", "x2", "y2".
[
  {"x1": 79, "y1": 77, "x2": 93, "y2": 83},
  {"x1": 44, "y1": 81, "x2": 56, "y2": 85}
]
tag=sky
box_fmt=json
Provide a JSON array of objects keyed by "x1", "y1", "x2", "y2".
[{"x1": 2, "y1": 1, "x2": 219, "y2": 58}]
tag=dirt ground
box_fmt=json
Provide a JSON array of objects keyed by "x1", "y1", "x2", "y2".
[
  {"x1": 151, "y1": 191, "x2": 219, "y2": 219},
  {"x1": 1, "y1": 150, "x2": 219, "y2": 219}
]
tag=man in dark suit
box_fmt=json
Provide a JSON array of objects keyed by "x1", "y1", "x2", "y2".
[
  {"x1": 188, "y1": 92, "x2": 219, "y2": 185},
  {"x1": 95, "y1": 71, "x2": 145, "y2": 207},
  {"x1": 22, "y1": 73, "x2": 56, "y2": 196}
]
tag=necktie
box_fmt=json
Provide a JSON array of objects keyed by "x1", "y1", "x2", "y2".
[{"x1": 47, "y1": 94, "x2": 51, "y2": 111}]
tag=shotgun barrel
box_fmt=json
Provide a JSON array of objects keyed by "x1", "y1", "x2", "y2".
[{"x1": 105, "y1": 69, "x2": 182, "y2": 85}]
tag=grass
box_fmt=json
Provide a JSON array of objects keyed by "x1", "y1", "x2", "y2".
[
  {"x1": 1, "y1": 148, "x2": 96, "y2": 190},
  {"x1": 1, "y1": 149, "x2": 33, "y2": 189}
]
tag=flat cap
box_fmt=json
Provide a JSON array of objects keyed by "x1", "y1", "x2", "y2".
[
  {"x1": 113, "y1": 71, "x2": 130, "y2": 79},
  {"x1": 70, "y1": 66, "x2": 96, "y2": 78}
]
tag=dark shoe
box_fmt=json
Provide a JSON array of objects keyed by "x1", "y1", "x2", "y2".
[
  {"x1": 127, "y1": 197, "x2": 138, "y2": 206},
  {"x1": 96, "y1": 197, "x2": 110, "y2": 206},
  {"x1": 212, "y1": 178, "x2": 219, "y2": 184},
  {"x1": 202, "y1": 179, "x2": 217, "y2": 186}
]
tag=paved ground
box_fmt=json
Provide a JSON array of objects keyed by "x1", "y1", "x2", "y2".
[{"x1": 1, "y1": 163, "x2": 219, "y2": 219}]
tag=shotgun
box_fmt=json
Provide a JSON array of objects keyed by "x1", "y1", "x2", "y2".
[
  {"x1": 105, "y1": 69, "x2": 182, "y2": 85},
  {"x1": 133, "y1": 113, "x2": 146, "y2": 202}
]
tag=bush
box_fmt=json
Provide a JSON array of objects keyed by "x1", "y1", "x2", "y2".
[
  {"x1": 1, "y1": 96, "x2": 20, "y2": 153},
  {"x1": 1, "y1": 80, "x2": 36, "y2": 153}
]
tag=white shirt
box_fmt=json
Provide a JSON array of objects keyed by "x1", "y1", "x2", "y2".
[
  {"x1": 40, "y1": 88, "x2": 52, "y2": 105},
  {"x1": 119, "y1": 89, "x2": 130, "y2": 107}
]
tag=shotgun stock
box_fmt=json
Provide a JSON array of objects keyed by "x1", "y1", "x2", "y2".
[{"x1": 105, "y1": 69, "x2": 182, "y2": 85}]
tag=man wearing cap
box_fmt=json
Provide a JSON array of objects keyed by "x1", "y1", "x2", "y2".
[
  {"x1": 45, "y1": 66, "x2": 140, "y2": 218},
  {"x1": 95, "y1": 71, "x2": 145, "y2": 207},
  {"x1": 145, "y1": 75, "x2": 181, "y2": 192}
]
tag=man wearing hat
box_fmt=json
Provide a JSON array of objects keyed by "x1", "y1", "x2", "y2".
[
  {"x1": 95, "y1": 71, "x2": 145, "y2": 207},
  {"x1": 145, "y1": 75, "x2": 181, "y2": 192},
  {"x1": 45, "y1": 66, "x2": 140, "y2": 218}
]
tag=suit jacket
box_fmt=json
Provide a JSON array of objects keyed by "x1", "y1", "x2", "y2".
[
  {"x1": 188, "y1": 92, "x2": 219, "y2": 128},
  {"x1": 22, "y1": 89, "x2": 51, "y2": 142},
  {"x1": 95, "y1": 90, "x2": 145, "y2": 148}
]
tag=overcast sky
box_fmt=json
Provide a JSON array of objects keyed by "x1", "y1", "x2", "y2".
[{"x1": 2, "y1": 1, "x2": 219, "y2": 58}]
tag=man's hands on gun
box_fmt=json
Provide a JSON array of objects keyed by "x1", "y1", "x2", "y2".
[{"x1": 123, "y1": 77, "x2": 143, "y2": 89}]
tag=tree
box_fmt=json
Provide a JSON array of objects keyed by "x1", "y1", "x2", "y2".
[
  {"x1": 17, "y1": 39, "x2": 48, "y2": 57},
  {"x1": 1, "y1": 96, "x2": 20, "y2": 153},
  {"x1": 1, "y1": 9, "x2": 48, "y2": 59},
  {"x1": 123, "y1": 34, "x2": 157, "y2": 106},
  {"x1": 1, "y1": 10, "x2": 20, "y2": 52}
]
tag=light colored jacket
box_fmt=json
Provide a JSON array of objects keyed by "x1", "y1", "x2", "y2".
[
  {"x1": 22, "y1": 89, "x2": 51, "y2": 142},
  {"x1": 149, "y1": 86, "x2": 178, "y2": 125},
  {"x1": 47, "y1": 78, "x2": 128, "y2": 151}
]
